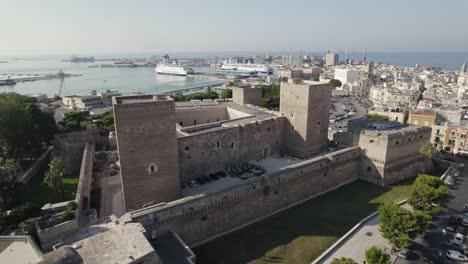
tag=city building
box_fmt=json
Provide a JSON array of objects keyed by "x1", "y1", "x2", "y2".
[
  {"x1": 407, "y1": 110, "x2": 437, "y2": 127},
  {"x1": 62, "y1": 95, "x2": 103, "y2": 110},
  {"x1": 326, "y1": 52, "x2": 339, "y2": 66}
]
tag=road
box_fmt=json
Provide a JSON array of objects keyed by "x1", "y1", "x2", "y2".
[
  {"x1": 395, "y1": 160, "x2": 468, "y2": 264},
  {"x1": 100, "y1": 174, "x2": 125, "y2": 218}
]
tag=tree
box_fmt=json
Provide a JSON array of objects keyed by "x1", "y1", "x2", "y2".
[
  {"x1": 258, "y1": 84, "x2": 280, "y2": 110},
  {"x1": 365, "y1": 246, "x2": 391, "y2": 264},
  {"x1": 367, "y1": 114, "x2": 389, "y2": 121},
  {"x1": 378, "y1": 203, "x2": 419, "y2": 249},
  {"x1": 44, "y1": 156, "x2": 65, "y2": 199},
  {"x1": 414, "y1": 209, "x2": 432, "y2": 232},
  {"x1": 59, "y1": 110, "x2": 89, "y2": 132},
  {"x1": 221, "y1": 89, "x2": 232, "y2": 99},
  {"x1": 313, "y1": 76, "x2": 320, "y2": 82},
  {"x1": 0, "y1": 93, "x2": 57, "y2": 158},
  {"x1": 0, "y1": 159, "x2": 20, "y2": 209},
  {"x1": 331, "y1": 257, "x2": 357, "y2": 264},
  {"x1": 420, "y1": 143, "x2": 436, "y2": 173},
  {"x1": 227, "y1": 81, "x2": 235, "y2": 87},
  {"x1": 95, "y1": 111, "x2": 115, "y2": 133},
  {"x1": 408, "y1": 174, "x2": 450, "y2": 214},
  {"x1": 281, "y1": 77, "x2": 288, "y2": 82},
  {"x1": 329, "y1": 79, "x2": 342, "y2": 89}
]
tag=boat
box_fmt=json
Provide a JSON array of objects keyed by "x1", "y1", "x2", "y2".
[
  {"x1": 0, "y1": 76, "x2": 16, "y2": 86},
  {"x1": 219, "y1": 59, "x2": 273, "y2": 75},
  {"x1": 155, "y1": 60, "x2": 194, "y2": 76}
]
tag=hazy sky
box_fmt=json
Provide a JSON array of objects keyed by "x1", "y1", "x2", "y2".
[{"x1": 1, "y1": 0, "x2": 468, "y2": 54}]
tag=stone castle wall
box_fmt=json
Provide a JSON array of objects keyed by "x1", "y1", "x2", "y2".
[
  {"x1": 129, "y1": 147, "x2": 362, "y2": 246},
  {"x1": 113, "y1": 98, "x2": 180, "y2": 210},
  {"x1": 177, "y1": 116, "x2": 285, "y2": 182},
  {"x1": 175, "y1": 106, "x2": 228, "y2": 127},
  {"x1": 359, "y1": 126, "x2": 431, "y2": 185}
]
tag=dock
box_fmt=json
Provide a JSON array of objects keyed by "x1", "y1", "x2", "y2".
[{"x1": 0, "y1": 72, "x2": 82, "y2": 83}]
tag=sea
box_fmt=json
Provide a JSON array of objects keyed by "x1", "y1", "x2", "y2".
[{"x1": 0, "y1": 52, "x2": 467, "y2": 97}]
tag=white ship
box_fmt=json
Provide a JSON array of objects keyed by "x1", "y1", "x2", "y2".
[
  {"x1": 155, "y1": 60, "x2": 194, "y2": 76},
  {"x1": 220, "y1": 59, "x2": 273, "y2": 75}
]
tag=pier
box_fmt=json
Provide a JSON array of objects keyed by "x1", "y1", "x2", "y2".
[
  {"x1": 157, "y1": 82, "x2": 226, "y2": 96},
  {"x1": 0, "y1": 72, "x2": 81, "y2": 83}
]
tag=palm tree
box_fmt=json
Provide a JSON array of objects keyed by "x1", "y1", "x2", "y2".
[{"x1": 44, "y1": 156, "x2": 64, "y2": 199}]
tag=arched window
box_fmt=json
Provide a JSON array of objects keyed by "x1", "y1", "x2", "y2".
[{"x1": 148, "y1": 164, "x2": 158, "y2": 173}]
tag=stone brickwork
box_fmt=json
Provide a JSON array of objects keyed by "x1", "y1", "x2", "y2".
[
  {"x1": 127, "y1": 147, "x2": 362, "y2": 246},
  {"x1": 113, "y1": 95, "x2": 180, "y2": 210},
  {"x1": 280, "y1": 80, "x2": 331, "y2": 158},
  {"x1": 54, "y1": 125, "x2": 100, "y2": 176},
  {"x1": 355, "y1": 120, "x2": 432, "y2": 185},
  {"x1": 232, "y1": 86, "x2": 263, "y2": 106},
  {"x1": 175, "y1": 106, "x2": 228, "y2": 127},
  {"x1": 178, "y1": 117, "x2": 285, "y2": 182}
]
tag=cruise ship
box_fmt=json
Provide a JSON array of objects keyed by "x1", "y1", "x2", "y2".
[
  {"x1": 220, "y1": 59, "x2": 273, "y2": 75},
  {"x1": 155, "y1": 60, "x2": 194, "y2": 76}
]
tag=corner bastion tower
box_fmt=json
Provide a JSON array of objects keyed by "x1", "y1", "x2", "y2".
[
  {"x1": 280, "y1": 79, "x2": 331, "y2": 158},
  {"x1": 113, "y1": 95, "x2": 180, "y2": 210}
]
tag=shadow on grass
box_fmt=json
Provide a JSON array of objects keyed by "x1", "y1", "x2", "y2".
[
  {"x1": 13, "y1": 169, "x2": 78, "y2": 208},
  {"x1": 193, "y1": 179, "x2": 414, "y2": 264}
]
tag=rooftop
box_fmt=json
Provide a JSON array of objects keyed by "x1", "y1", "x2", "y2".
[
  {"x1": 410, "y1": 110, "x2": 436, "y2": 116},
  {"x1": 113, "y1": 94, "x2": 172, "y2": 105},
  {"x1": 62, "y1": 218, "x2": 155, "y2": 264},
  {"x1": 0, "y1": 236, "x2": 41, "y2": 264}
]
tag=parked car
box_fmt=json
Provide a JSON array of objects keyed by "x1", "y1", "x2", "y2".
[
  {"x1": 455, "y1": 233, "x2": 465, "y2": 243},
  {"x1": 463, "y1": 218, "x2": 468, "y2": 227},
  {"x1": 188, "y1": 180, "x2": 199, "y2": 188},
  {"x1": 446, "y1": 225, "x2": 457, "y2": 233},
  {"x1": 449, "y1": 215, "x2": 463, "y2": 226},
  {"x1": 426, "y1": 248, "x2": 442, "y2": 263},
  {"x1": 398, "y1": 248, "x2": 411, "y2": 259},
  {"x1": 446, "y1": 250, "x2": 468, "y2": 262},
  {"x1": 142, "y1": 201, "x2": 156, "y2": 208},
  {"x1": 448, "y1": 239, "x2": 465, "y2": 249},
  {"x1": 449, "y1": 244, "x2": 467, "y2": 255}
]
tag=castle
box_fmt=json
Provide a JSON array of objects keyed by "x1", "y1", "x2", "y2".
[
  {"x1": 14, "y1": 79, "x2": 432, "y2": 264},
  {"x1": 110, "y1": 79, "x2": 430, "y2": 251},
  {"x1": 113, "y1": 79, "x2": 331, "y2": 210}
]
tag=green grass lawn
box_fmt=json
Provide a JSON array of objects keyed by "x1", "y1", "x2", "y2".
[
  {"x1": 193, "y1": 179, "x2": 415, "y2": 264},
  {"x1": 14, "y1": 172, "x2": 79, "y2": 208}
]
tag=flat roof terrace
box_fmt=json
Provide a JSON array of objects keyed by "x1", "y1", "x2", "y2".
[{"x1": 113, "y1": 94, "x2": 172, "y2": 104}]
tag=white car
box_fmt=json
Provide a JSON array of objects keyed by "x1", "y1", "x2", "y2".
[
  {"x1": 446, "y1": 250, "x2": 468, "y2": 261},
  {"x1": 455, "y1": 233, "x2": 465, "y2": 244},
  {"x1": 454, "y1": 171, "x2": 461, "y2": 177}
]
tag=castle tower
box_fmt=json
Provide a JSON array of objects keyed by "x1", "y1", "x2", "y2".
[
  {"x1": 113, "y1": 95, "x2": 180, "y2": 211},
  {"x1": 280, "y1": 79, "x2": 331, "y2": 158}
]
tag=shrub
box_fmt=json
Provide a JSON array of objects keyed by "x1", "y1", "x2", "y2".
[
  {"x1": 66, "y1": 201, "x2": 77, "y2": 211},
  {"x1": 365, "y1": 246, "x2": 391, "y2": 264},
  {"x1": 61, "y1": 210, "x2": 75, "y2": 221}
]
